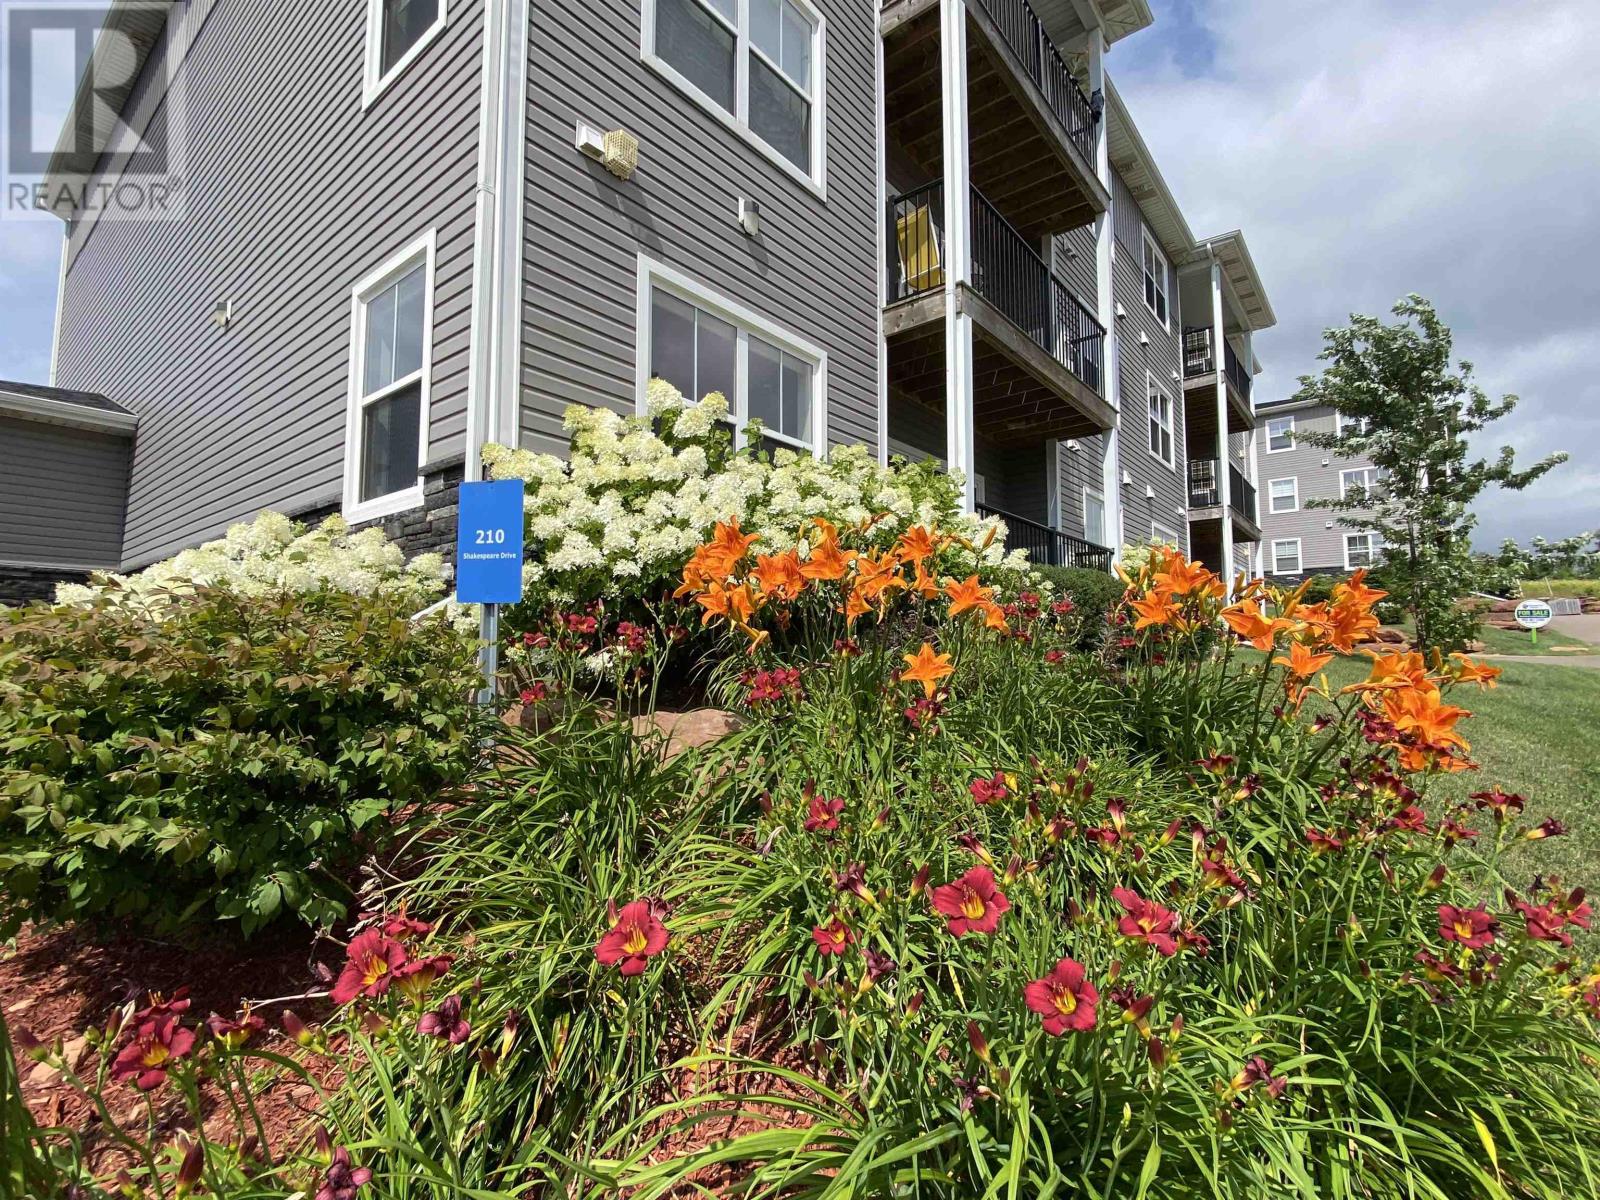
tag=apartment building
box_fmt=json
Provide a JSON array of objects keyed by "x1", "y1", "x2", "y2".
[
  {"x1": 1252, "y1": 398, "x2": 1383, "y2": 581},
  {"x1": 5, "y1": 0, "x2": 1279, "y2": 603}
]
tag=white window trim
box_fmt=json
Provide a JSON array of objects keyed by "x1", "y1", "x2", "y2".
[
  {"x1": 1344, "y1": 532, "x2": 1381, "y2": 571},
  {"x1": 1270, "y1": 538, "x2": 1303, "y2": 576},
  {"x1": 634, "y1": 254, "x2": 828, "y2": 452},
  {"x1": 1151, "y1": 522, "x2": 1180, "y2": 548},
  {"x1": 1267, "y1": 476, "x2": 1299, "y2": 514},
  {"x1": 640, "y1": 0, "x2": 829, "y2": 198},
  {"x1": 1340, "y1": 466, "x2": 1378, "y2": 500},
  {"x1": 1140, "y1": 225, "x2": 1170, "y2": 330},
  {"x1": 1082, "y1": 486, "x2": 1106, "y2": 546},
  {"x1": 363, "y1": 0, "x2": 449, "y2": 109},
  {"x1": 1266, "y1": 415, "x2": 1295, "y2": 453},
  {"x1": 1337, "y1": 412, "x2": 1369, "y2": 437},
  {"x1": 342, "y1": 230, "x2": 436, "y2": 523},
  {"x1": 1146, "y1": 372, "x2": 1175, "y2": 470}
]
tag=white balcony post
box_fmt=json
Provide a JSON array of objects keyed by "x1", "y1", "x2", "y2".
[
  {"x1": 940, "y1": 0, "x2": 976, "y2": 511},
  {"x1": 1210, "y1": 259, "x2": 1234, "y2": 586},
  {"x1": 1087, "y1": 28, "x2": 1121, "y2": 557}
]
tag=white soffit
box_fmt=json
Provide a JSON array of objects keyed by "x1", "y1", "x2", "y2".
[
  {"x1": 1191, "y1": 230, "x2": 1278, "y2": 332},
  {"x1": 1105, "y1": 77, "x2": 1194, "y2": 261}
]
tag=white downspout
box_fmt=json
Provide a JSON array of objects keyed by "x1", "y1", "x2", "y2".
[{"x1": 1087, "y1": 32, "x2": 1120, "y2": 559}]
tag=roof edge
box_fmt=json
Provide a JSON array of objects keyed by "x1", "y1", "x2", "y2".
[{"x1": 0, "y1": 389, "x2": 139, "y2": 434}]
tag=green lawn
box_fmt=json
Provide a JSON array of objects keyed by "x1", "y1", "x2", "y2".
[
  {"x1": 1317, "y1": 655, "x2": 1600, "y2": 891},
  {"x1": 1468, "y1": 622, "x2": 1591, "y2": 656},
  {"x1": 1519, "y1": 579, "x2": 1598, "y2": 600}
]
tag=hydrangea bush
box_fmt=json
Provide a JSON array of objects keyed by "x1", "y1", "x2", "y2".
[
  {"x1": 481, "y1": 381, "x2": 1035, "y2": 617},
  {"x1": 54, "y1": 512, "x2": 449, "y2": 612}
]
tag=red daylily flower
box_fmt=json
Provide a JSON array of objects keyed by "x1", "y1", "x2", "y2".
[
  {"x1": 1113, "y1": 887, "x2": 1181, "y2": 957},
  {"x1": 315, "y1": 1144, "x2": 374, "y2": 1200},
  {"x1": 1511, "y1": 896, "x2": 1573, "y2": 947},
  {"x1": 417, "y1": 994, "x2": 472, "y2": 1045},
  {"x1": 1526, "y1": 818, "x2": 1567, "y2": 841},
  {"x1": 205, "y1": 1010, "x2": 265, "y2": 1051},
  {"x1": 804, "y1": 794, "x2": 845, "y2": 833},
  {"x1": 380, "y1": 905, "x2": 432, "y2": 940},
  {"x1": 111, "y1": 1015, "x2": 195, "y2": 1091},
  {"x1": 595, "y1": 900, "x2": 670, "y2": 976},
  {"x1": 132, "y1": 988, "x2": 192, "y2": 1024},
  {"x1": 1414, "y1": 949, "x2": 1463, "y2": 986},
  {"x1": 930, "y1": 866, "x2": 1010, "y2": 936},
  {"x1": 1438, "y1": 904, "x2": 1496, "y2": 950},
  {"x1": 812, "y1": 917, "x2": 855, "y2": 956},
  {"x1": 393, "y1": 954, "x2": 454, "y2": 1003},
  {"x1": 1305, "y1": 828, "x2": 1344, "y2": 855},
  {"x1": 1024, "y1": 957, "x2": 1099, "y2": 1036},
  {"x1": 968, "y1": 772, "x2": 1009, "y2": 806},
  {"x1": 331, "y1": 930, "x2": 409, "y2": 1005},
  {"x1": 1235, "y1": 1056, "x2": 1288, "y2": 1099},
  {"x1": 1471, "y1": 788, "x2": 1526, "y2": 822}
]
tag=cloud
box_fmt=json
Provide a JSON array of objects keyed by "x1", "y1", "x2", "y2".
[{"x1": 1114, "y1": 0, "x2": 1600, "y2": 546}]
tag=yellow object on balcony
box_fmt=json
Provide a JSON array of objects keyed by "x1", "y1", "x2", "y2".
[{"x1": 895, "y1": 205, "x2": 944, "y2": 293}]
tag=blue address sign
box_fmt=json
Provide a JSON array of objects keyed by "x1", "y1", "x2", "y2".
[{"x1": 455, "y1": 479, "x2": 525, "y2": 604}]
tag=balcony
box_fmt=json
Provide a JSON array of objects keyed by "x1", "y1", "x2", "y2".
[
  {"x1": 978, "y1": 503, "x2": 1114, "y2": 572},
  {"x1": 1186, "y1": 459, "x2": 1260, "y2": 541},
  {"x1": 885, "y1": 180, "x2": 1111, "y2": 443},
  {"x1": 881, "y1": 0, "x2": 1109, "y2": 242},
  {"x1": 1181, "y1": 327, "x2": 1254, "y2": 436}
]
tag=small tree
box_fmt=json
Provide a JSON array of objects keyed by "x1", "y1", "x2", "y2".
[{"x1": 1292, "y1": 295, "x2": 1567, "y2": 653}]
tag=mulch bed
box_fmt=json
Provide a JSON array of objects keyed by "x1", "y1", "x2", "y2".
[{"x1": 4, "y1": 918, "x2": 344, "y2": 1178}]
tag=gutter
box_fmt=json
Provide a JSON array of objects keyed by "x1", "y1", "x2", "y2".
[
  {"x1": 0, "y1": 390, "x2": 138, "y2": 435},
  {"x1": 463, "y1": 0, "x2": 528, "y2": 483}
]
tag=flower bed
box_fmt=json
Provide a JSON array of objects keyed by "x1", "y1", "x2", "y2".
[{"x1": 9, "y1": 520, "x2": 1600, "y2": 1198}]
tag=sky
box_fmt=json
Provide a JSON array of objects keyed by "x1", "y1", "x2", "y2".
[
  {"x1": 1108, "y1": 0, "x2": 1600, "y2": 549},
  {"x1": 1, "y1": 0, "x2": 1596, "y2": 548}
]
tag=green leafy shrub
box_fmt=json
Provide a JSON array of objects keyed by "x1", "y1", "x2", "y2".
[
  {"x1": 0, "y1": 588, "x2": 481, "y2": 937},
  {"x1": 1033, "y1": 563, "x2": 1124, "y2": 644}
]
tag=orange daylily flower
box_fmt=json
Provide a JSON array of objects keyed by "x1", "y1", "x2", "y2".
[
  {"x1": 944, "y1": 575, "x2": 994, "y2": 620},
  {"x1": 801, "y1": 519, "x2": 853, "y2": 581},
  {"x1": 752, "y1": 550, "x2": 806, "y2": 603},
  {"x1": 854, "y1": 551, "x2": 907, "y2": 610},
  {"x1": 1332, "y1": 569, "x2": 1387, "y2": 611},
  {"x1": 910, "y1": 561, "x2": 942, "y2": 600},
  {"x1": 902, "y1": 643, "x2": 955, "y2": 698},
  {"x1": 1221, "y1": 600, "x2": 1291, "y2": 652},
  {"x1": 1449, "y1": 654, "x2": 1502, "y2": 690},
  {"x1": 843, "y1": 584, "x2": 873, "y2": 627},
  {"x1": 981, "y1": 602, "x2": 1010, "y2": 634},
  {"x1": 1382, "y1": 684, "x2": 1472, "y2": 770},
  {"x1": 696, "y1": 580, "x2": 758, "y2": 628},
  {"x1": 1274, "y1": 641, "x2": 1334, "y2": 679},
  {"x1": 896, "y1": 525, "x2": 941, "y2": 566},
  {"x1": 1129, "y1": 590, "x2": 1179, "y2": 631},
  {"x1": 1342, "y1": 649, "x2": 1430, "y2": 696},
  {"x1": 1152, "y1": 557, "x2": 1224, "y2": 601}
]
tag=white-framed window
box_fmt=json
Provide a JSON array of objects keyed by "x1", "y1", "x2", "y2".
[
  {"x1": 1337, "y1": 412, "x2": 1370, "y2": 437},
  {"x1": 1151, "y1": 522, "x2": 1180, "y2": 549},
  {"x1": 1146, "y1": 375, "x2": 1174, "y2": 468},
  {"x1": 1340, "y1": 466, "x2": 1380, "y2": 500},
  {"x1": 342, "y1": 231, "x2": 435, "y2": 522},
  {"x1": 363, "y1": 0, "x2": 448, "y2": 107},
  {"x1": 1082, "y1": 488, "x2": 1106, "y2": 547},
  {"x1": 1140, "y1": 227, "x2": 1170, "y2": 328},
  {"x1": 1268, "y1": 477, "x2": 1299, "y2": 514},
  {"x1": 635, "y1": 256, "x2": 826, "y2": 452},
  {"x1": 642, "y1": 0, "x2": 826, "y2": 193},
  {"x1": 1266, "y1": 415, "x2": 1295, "y2": 452},
  {"x1": 1271, "y1": 538, "x2": 1303, "y2": 576},
  {"x1": 1344, "y1": 532, "x2": 1381, "y2": 570}
]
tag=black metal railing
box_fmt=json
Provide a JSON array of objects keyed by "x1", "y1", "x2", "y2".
[
  {"x1": 1180, "y1": 327, "x2": 1252, "y2": 402},
  {"x1": 888, "y1": 182, "x2": 1105, "y2": 395},
  {"x1": 972, "y1": 0, "x2": 1100, "y2": 163},
  {"x1": 1230, "y1": 463, "x2": 1256, "y2": 522},
  {"x1": 1187, "y1": 458, "x2": 1258, "y2": 521},
  {"x1": 978, "y1": 503, "x2": 1114, "y2": 573},
  {"x1": 1187, "y1": 459, "x2": 1220, "y2": 508}
]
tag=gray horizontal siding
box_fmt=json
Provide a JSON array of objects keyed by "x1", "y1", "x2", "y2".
[
  {"x1": 1255, "y1": 404, "x2": 1379, "y2": 572},
  {"x1": 0, "y1": 418, "x2": 129, "y2": 566},
  {"x1": 1051, "y1": 224, "x2": 1098, "y2": 315},
  {"x1": 53, "y1": 0, "x2": 483, "y2": 568},
  {"x1": 520, "y1": 0, "x2": 880, "y2": 458}
]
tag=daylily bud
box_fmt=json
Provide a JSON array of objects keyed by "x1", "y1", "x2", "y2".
[
  {"x1": 872, "y1": 805, "x2": 890, "y2": 832},
  {"x1": 175, "y1": 1140, "x2": 204, "y2": 1197},
  {"x1": 499, "y1": 1011, "x2": 520, "y2": 1060},
  {"x1": 909, "y1": 863, "x2": 931, "y2": 899},
  {"x1": 314, "y1": 1125, "x2": 332, "y2": 1159},
  {"x1": 966, "y1": 1020, "x2": 991, "y2": 1066},
  {"x1": 905, "y1": 990, "x2": 925, "y2": 1018},
  {"x1": 1160, "y1": 818, "x2": 1182, "y2": 846},
  {"x1": 1423, "y1": 864, "x2": 1447, "y2": 892}
]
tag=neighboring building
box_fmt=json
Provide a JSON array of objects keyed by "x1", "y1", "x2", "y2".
[
  {"x1": 0, "y1": 382, "x2": 136, "y2": 603},
  {"x1": 16, "y1": 0, "x2": 1280, "y2": 604},
  {"x1": 1251, "y1": 398, "x2": 1382, "y2": 581}
]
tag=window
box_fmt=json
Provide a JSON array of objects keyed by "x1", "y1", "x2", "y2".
[
  {"x1": 1268, "y1": 477, "x2": 1299, "y2": 514},
  {"x1": 1151, "y1": 523, "x2": 1180, "y2": 549},
  {"x1": 1271, "y1": 539, "x2": 1302, "y2": 576},
  {"x1": 1083, "y1": 489, "x2": 1106, "y2": 547},
  {"x1": 638, "y1": 257, "x2": 825, "y2": 452},
  {"x1": 1266, "y1": 415, "x2": 1295, "y2": 452},
  {"x1": 364, "y1": 0, "x2": 447, "y2": 106},
  {"x1": 1140, "y1": 228, "x2": 1169, "y2": 327},
  {"x1": 1147, "y1": 377, "x2": 1174, "y2": 467},
  {"x1": 344, "y1": 232, "x2": 434, "y2": 521},
  {"x1": 1337, "y1": 412, "x2": 1370, "y2": 437},
  {"x1": 645, "y1": 0, "x2": 825, "y2": 188},
  {"x1": 1341, "y1": 466, "x2": 1380, "y2": 499},
  {"x1": 1345, "y1": 532, "x2": 1381, "y2": 570}
]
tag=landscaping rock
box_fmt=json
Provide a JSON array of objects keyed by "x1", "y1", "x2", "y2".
[
  {"x1": 1373, "y1": 627, "x2": 1408, "y2": 645},
  {"x1": 632, "y1": 709, "x2": 744, "y2": 759}
]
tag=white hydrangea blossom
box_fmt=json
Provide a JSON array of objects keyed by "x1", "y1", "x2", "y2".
[
  {"x1": 481, "y1": 379, "x2": 1040, "y2": 607},
  {"x1": 57, "y1": 512, "x2": 450, "y2": 613}
]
